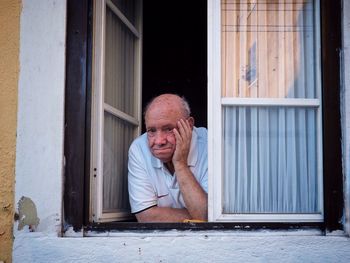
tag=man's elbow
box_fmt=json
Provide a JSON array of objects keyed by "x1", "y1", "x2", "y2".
[
  {"x1": 135, "y1": 209, "x2": 152, "y2": 222},
  {"x1": 194, "y1": 209, "x2": 208, "y2": 221}
]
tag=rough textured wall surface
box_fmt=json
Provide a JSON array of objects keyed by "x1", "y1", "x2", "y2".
[
  {"x1": 0, "y1": 1, "x2": 21, "y2": 262},
  {"x1": 13, "y1": 231, "x2": 350, "y2": 263},
  {"x1": 15, "y1": 0, "x2": 66, "y2": 236},
  {"x1": 343, "y1": 0, "x2": 350, "y2": 236}
]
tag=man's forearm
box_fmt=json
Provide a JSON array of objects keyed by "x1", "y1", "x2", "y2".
[
  {"x1": 172, "y1": 119, "x2": 208, "y2": 221},
  {"x1": 175, "y1": 165, "x2": 208, "y2": 221},
  {"x1": 136, "y1": 206, "x2": 191, "y2": 222}
]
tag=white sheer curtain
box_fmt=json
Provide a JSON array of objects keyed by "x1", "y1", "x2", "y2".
[
  {"x1": 223, "y1": 107, "x2": 318, "y2": 213},
  {"x1": 103, "y1": 113, "x2": 134, "y2": 213},
  {"x1": 104, "y1": 5, "x2": 135, "y2": 116},
  {"x1": 221, "y1": 1, "x2": 321, "y2": 214},
  {"x1": 102, "y1": 5, "x2": 136, "y2": 213}
]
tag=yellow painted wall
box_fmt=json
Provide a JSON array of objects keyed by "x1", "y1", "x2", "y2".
[{"x1": 0, "y1": 1, "x2": 21, "y2": 262}]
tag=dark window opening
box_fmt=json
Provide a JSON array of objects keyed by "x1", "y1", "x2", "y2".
[{"x1": 142, "y1": 1, "x2": 207, "y2": 131}]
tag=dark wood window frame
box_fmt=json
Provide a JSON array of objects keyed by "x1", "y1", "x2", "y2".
[
  {"x1": 63, "y1": 0, "x2": 343, "y2": 232},
  {"x1": 64, "y1": 0, "x2": 92, "y2": 232}
]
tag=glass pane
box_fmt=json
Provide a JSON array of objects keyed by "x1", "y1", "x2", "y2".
[
  {"x1": 221, "y1": 0, "x2": 318, "y2": 98},
  {"x1": 110, "y1": 0, "x2": 136, "y2": 26},
  {"x1": 105, "y1": 5, "x2": 136, "y2": 116},
  {"x1": 223, "y1": 106, "x2": 320, "y2": 213},
  {"x1": 103, "y1": 111, "x2": 135, "y2": 213}
]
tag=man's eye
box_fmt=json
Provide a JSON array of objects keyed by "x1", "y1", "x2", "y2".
[
  {"x1": 147, "y1": 129, "x2": 156, "y2": 136},
  {"x1": 164, "y1": 127, "x2": 173, "y2": 133}
]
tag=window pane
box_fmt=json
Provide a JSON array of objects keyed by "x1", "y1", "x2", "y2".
[
  {"x1": 221, "y1": 0, "x2": 317, "y2": 98},
  {"x1": 223, "y1": 106, "x2": 320, "y2": 213},
  {"x1": 105, "y1": 5, "x2": 136, "y2": 116},
  {"x1": 110, "y1": 0, "x2": 136, "y2": 26},
  {"x1": 103, "y1": 111, "x2": 135, "y2": 213}
]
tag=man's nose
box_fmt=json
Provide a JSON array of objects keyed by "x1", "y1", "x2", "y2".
[{"x1": 154, "y1": 131, "x2": 167, "y2": 145}]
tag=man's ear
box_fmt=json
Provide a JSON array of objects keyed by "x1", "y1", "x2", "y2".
[{"x1": 188, "y1": 117, "x2": 195, "y2": 129}]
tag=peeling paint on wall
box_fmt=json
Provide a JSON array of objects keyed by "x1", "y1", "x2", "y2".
[
  {"x1": 17, "y1": 196, "x2": 40, "y2": 231},
  {"x1": 15, "y1": 0, "x2": 66, "y2": 238}
]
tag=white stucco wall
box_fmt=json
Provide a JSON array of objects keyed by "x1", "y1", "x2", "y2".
[
  {"x1": 12, "y1": 231, "x2": 350, "y2": 263},
  {"x1": 342, "y1": 0, "x2": 350, "y2": 235},
  {"x1": 13, "y1": 0, "x2": 350, "y2": 262},
  {"x1": 15, "y1": 0, "x2": 66, "y2": 234}
]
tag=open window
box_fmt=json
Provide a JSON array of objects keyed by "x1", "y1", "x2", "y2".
[
  {"x1": 89, "y1": 0, "x2": 207, "y2": 223},
  {"x1": 64, "y1": 0, "x2": 343, "y2": 230},
  {"x1": 90, "y1": 0, "x2": 142, "y2": 222}
]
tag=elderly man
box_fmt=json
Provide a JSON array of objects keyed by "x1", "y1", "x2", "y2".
[{"x1": 128, "y1": 94, "x2": 208, "y2": 222}]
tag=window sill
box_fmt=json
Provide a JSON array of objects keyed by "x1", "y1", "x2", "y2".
[{"x1": 65, "y1": 222, "x2": 328, "y2": 237}]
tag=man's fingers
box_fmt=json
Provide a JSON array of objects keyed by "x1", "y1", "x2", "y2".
[
  {"x1": 172, "y1": 119, "x2": 193, "y2": 166},
  {"x1": 173, "y1": 127, "x2": 181, "y2": 143},
  {"x1": 177, "y1": 119, "x2": 191, "y2": 139},
  {"x1": 177, "y1": 120, "x2": 185, "y2": 137}
]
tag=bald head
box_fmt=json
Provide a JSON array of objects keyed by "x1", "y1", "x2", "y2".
[{"x1": 144, "y1": 94, "x2": 191, "y2": 122}]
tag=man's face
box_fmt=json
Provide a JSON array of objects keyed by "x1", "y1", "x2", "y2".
[{"x1": 145, "y1": 104, "x2": 183, "y2": 163}]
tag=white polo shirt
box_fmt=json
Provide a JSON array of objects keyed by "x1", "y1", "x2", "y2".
[{"x1": 128, "y1": 127, "x2": 208, "y2": 214}]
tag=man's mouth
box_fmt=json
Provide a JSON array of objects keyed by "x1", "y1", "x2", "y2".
[{"x1": 152, "y1": 147, "x2": 172, "y2": 154}]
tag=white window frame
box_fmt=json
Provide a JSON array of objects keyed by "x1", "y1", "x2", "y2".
[
  {"x1": 208, "y1": 0, "x2": 324, "y2": 223},
  {"x1": 90, "y1": 0, "x2": 142, "y2": 223}
]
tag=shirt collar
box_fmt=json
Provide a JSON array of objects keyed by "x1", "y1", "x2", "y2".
[{"x1": 151, "y1": 127, "x2": 199, "y2": 168}]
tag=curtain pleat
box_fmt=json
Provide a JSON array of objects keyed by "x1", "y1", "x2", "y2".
[
  {"x1": 223, "y1": 107, "x2": 318, "y2": 213},
  {"x1": 103, "y1": 112, "x2": 134, "y2": 212}
]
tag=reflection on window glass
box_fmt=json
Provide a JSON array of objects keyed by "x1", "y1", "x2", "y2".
[
  {"x1": 221, "y1": 0, "x2": 322, "y2": 216},
  {"x1": 221, "y1": 0, "x2": 317, "y2": 98}
]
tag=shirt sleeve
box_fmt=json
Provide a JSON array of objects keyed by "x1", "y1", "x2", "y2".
[
  {"x1": 128, "y1": 142, "x2": 158, "y2": 214},
  {"x1": 199, "y1": 168, "x2": 208, "y2": 193},
  {"x1": 196, "y1": 127, "x2": 208, "y2": 193}
]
